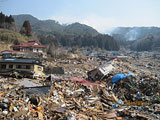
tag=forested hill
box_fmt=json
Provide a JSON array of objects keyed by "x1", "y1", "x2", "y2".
[
  {"x1": 0, "y1": 12, "x2": 29, "y2": 52},
  {"x1": 13, "y1": 14, "x2": 99, "y2": 36},
  {"x1": 13, "y1": 14, "x2": 120, "y2": 51},
  {"x1": 111, "y1": 27, "x2": 160, "y2": 51}
]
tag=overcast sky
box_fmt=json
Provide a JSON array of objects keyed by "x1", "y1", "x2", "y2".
[{"x1": 1, "y1": 0, "x2": 160, "y2": 33}]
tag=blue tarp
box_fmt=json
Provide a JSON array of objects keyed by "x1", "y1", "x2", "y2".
[
  {"x1": 110, "y1": 51, "x2": 114, "y2": 56},
  {"x1": 112, "y1": 72, "x2": 134, "y2": 83}
]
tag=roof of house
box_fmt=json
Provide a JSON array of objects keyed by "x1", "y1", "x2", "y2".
[
  {"x1": 1, "y1": 50, "x2": 24, "y2": 53},
  {"x1": 12, "y1": 41, "x2": 45, "y2": 48},
  {"x1": 0, "y1": 58, "x2": 42, "y2": 65}
]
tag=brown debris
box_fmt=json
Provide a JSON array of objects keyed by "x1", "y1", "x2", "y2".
[{"x1": 0, "y1": 56, "x2": 159, "y2": 120}]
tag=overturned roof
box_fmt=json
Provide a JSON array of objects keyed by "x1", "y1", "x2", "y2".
[{"x1": 0, "y1": 58, "x2": 42, "y2": 65}]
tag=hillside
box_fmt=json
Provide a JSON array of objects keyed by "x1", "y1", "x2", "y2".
[
  {"x1": 131, "y1": 34, "x2": 160, "y2": 51},
  {"x1": 0, "y1": 29, "x2": 27, "y2": 52},
  {"x1": 111, "y1": 27, "x2": 160, "y2": 51},
  {"x1": 0, "y1": 13, "x2": 29, "y2": 52},
  {"x1": 13, "y1": 14, "x2": 99, "y2": 36},
  {"x1": 13, "y1": 14, "x2": 119, "y2": 51},
  {"x1": 63, "y1": 22, "x2": 98, "y2": 36},
  {"x1": 111, "y1": 27, "x2": 160, "y2": 41},
  {"x1": 12, "y1": 14, "x2": 39, "y2": 28}
]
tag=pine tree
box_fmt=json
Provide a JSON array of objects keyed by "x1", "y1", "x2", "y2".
[
  {"x1": 8, "y1": 15, "x2": 14, "y2": 23},
  {"x1": 0, "y1": 12, "x2": 5, "y2": 28},
  {"x1": 20, "y1": 20, "x2": 32, "y2": 36}
]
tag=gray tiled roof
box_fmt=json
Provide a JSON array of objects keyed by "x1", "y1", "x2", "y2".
[{"x1": 0, "y1": 58, "x2": 41, "y2": 65}]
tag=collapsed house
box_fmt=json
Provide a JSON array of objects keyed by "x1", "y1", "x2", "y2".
[
  {"x1": 0, "y1": 50, "x2": 24, "y2": 59},
  {"x1": 0, "y1": 50, "x2": 46, "y2": 59},
  {"x1": 0, "y1": 53, "x2": 159, "y2": 119},
  {"x1": 0, "y1": 41, "x2": 47, "y2": 78},
  {"x1": 0, "y1": 58, "x2": 45, "y2": 78}
]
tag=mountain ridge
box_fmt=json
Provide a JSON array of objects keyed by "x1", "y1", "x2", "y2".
[
  {"x1": 12, "y1": 14, "x2": 120, "y2": 51},
  {"x1": 111, "y1": 27, "x2": 160, "y2": 51},
  {"x1": 111, "y1": 27, "x2": 160, "y2": 41},
  {"x1": 13, "y1": 14, "x2": 99, "y2": 36}
]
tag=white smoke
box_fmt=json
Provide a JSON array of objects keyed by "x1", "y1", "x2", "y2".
[{"x1": 125, "y1": 28, "x2": 140, "y2": 41}]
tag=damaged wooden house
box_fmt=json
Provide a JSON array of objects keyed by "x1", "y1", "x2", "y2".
[
  {"x1": 0, "y1": 41, "x2": 47, "y2": 78},
  {"x1": 0, "y1": 58, "x2": 45, "y2": 78}
]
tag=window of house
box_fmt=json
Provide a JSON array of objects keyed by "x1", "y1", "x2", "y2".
[
  {"x1": 26, "y1": 65, "x2": 31, "y2": 69},
  {"x1": 1, "y1": 64, "x2": 6, "y2": 69},
  {"x1": 16, "y1": 65, "x2": 22, "y2": 69},
  {"x1": 22, "y1": 65, "x2": 26, "y2": 69},
  {"x1": 39, "y1": 48, "x2": 42, "y2": 52},
  {"x1": 38, "y1": 67, "x2": 42, "y2": 71},
  {"x1": 33, "y1": 48, "x2": 36, "y2": 52},
  {"x1": 9, "y1": 65, "x2": 13, "y2": 69}
]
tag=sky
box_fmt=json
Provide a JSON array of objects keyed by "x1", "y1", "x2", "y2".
[{"x1": 0, "y1": 0, "x2": 160, "y2": 33}]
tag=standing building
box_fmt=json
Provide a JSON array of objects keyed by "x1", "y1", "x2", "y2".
[
  {"x1": 2, "y1": 41, "x2": 47, "y2": 59},
  {"x1": 0, "y1": 58, "x2": 45, "y2": 78},
  {"x1": 12, "y1": 41, "x2": 45, "y2": 53}
]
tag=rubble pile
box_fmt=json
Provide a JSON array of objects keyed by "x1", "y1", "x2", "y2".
[
  {"x1": 45, "y1": 58, "x2": 99, "y2": 78},
  {"x1": 0, "y1": 58, "x2": 159, "y2": 119}
]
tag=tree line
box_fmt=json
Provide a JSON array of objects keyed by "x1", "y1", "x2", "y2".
[
  {"x1": 0, "y1": 12, "x2": 15, "y2": 30},
  {"x1": 39, "y1": 32, "x2": 120, "y2": 51}
]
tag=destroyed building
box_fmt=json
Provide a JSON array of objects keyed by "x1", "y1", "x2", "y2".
[
  {"x1": 0, "y1": 50, "x2": 46, "y2": 59},
  {"x1": 0, "y1": 52, "x2": 159, "y2": 119},
  {"x1": 87, "y1": 62, "x2": 114, "y2": 82},
  {"x1": 0, "y1": 58, "x2": 45, "y2": 78}
]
